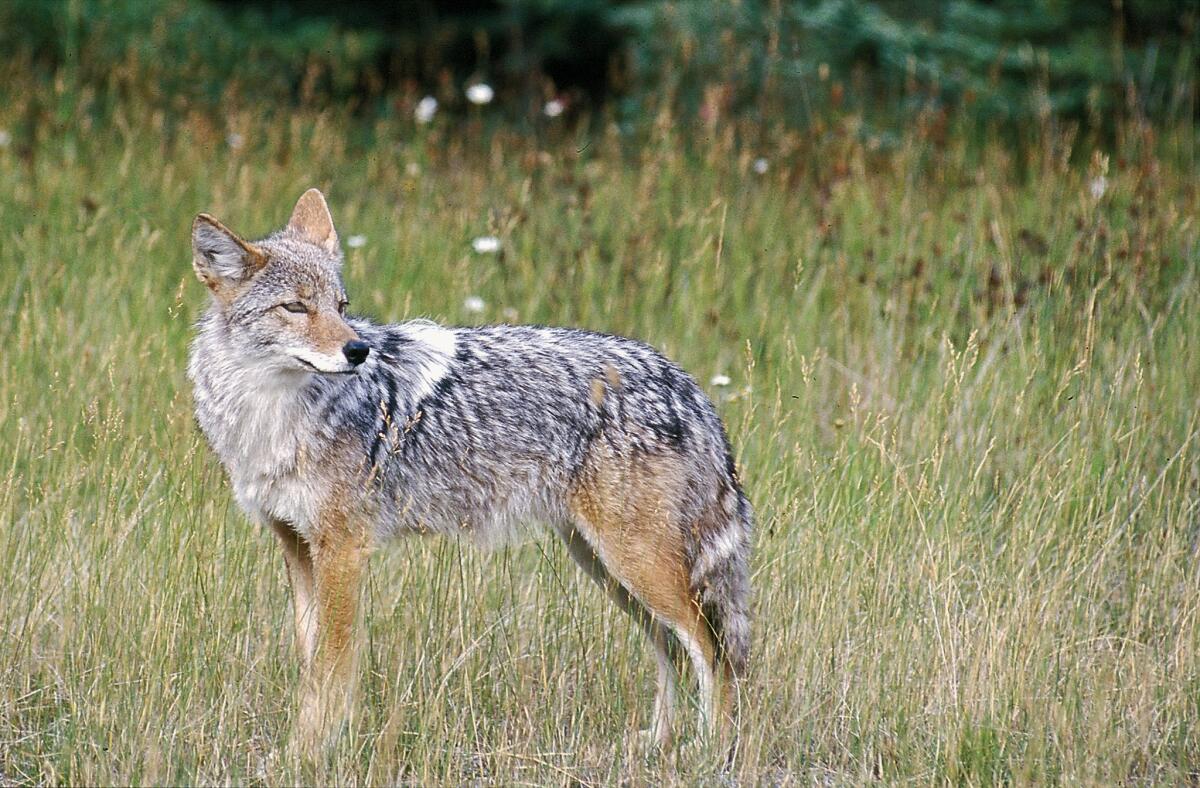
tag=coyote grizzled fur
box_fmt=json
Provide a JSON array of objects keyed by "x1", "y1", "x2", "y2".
[{"x1": 187, "y1": 189, "x2": 752, "y2": 753}]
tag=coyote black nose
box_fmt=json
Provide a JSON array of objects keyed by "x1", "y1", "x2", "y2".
[{"x1": 343, "y1": 340, "x2": 369, "y2": 366}]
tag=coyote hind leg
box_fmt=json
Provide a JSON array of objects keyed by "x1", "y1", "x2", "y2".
[
  {"x1": 560, "y1": 526, "x2": 680, "y2": 748},
  {"x1": 567, "y1": 457, "x2": 735, "y2": 748}
]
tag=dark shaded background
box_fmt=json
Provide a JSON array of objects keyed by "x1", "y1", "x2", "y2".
[{"x1": 1, "y1": 0, "x2": 1195, "y2": 139}]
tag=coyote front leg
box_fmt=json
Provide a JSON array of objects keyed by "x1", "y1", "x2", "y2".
[
  {"x1": 295, "y1": 510, "x2": 367, "y2": 754},
  {"x1": 270, "y1": 520, "x2": 317, "y2": 668}
]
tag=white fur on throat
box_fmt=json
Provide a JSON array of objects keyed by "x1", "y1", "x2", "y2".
[{"x1": 199, "y1": 356, "x2": 329, "y2": 531}]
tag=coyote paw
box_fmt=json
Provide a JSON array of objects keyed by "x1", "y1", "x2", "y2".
[
  {"x1": 286, "y1": 704, "x2": 341, "y2": 764},
  {"x1": 635, "y1": 724, "x2": 673, "y2": 752}
]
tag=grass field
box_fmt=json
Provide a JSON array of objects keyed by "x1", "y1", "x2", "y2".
[{"x1": 0, "y1": 80, "x2": 1198, "y2": 784}]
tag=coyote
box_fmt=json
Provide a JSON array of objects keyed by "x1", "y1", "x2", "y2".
[{"x1": 187, "y1": 189, "x2": 752, "y2": 754}]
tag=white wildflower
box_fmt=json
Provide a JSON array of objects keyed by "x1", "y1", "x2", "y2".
[
  {"x1": 346, "y1": 235, "x2": 367, "y2": 249},
  {"x1": 415, "y1": 95, "x2": 438, "y2": 124},
  {"x1": 405, "y1": 161, "x2": 422, "y2": 177},
  {"x1": 1089, "y1": 175, "x2": 1108, "y2": 200},
  {"x1": 463, "y1": 295, "x2": 486, "y2": 313},
  {"x1": 226, "y1": 132, "x2": 244, "y2": 150},
  {"x1": 544, "y1": 99, "x2": 565, "y2": 118},
  {"x1": 752, "y1": 157, "x2": 769, "y2": 175},
  {"x1": 710, "y1": 374, "x2": 732, "y2": 387},
  {"x1": 472, "y1": 235, "x2": 501, "y2": 254},
  {"x1": 501, "y1": 307, "x2": 519, "y2": 322},
  {"x1": 465, "y1": 82, "x2": 494, "y2": 105},
  {"x1": 0, "y1": 129, "x2": 10, "y2": 148}
]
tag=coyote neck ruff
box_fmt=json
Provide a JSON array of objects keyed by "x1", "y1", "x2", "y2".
[
  {"x1": 190, "y1": 314, "x2": 459, "y2": 532},
  {"x1": 187, "y1": 189, "x2": 752, "y2": 754}
]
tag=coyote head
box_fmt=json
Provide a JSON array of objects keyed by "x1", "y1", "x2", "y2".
[{"x1": 191, "y1": 189, "x2": 368, "y2": 375}]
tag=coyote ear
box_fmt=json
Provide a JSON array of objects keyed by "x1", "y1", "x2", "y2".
[
  {"x1": 287, "y1": 188, "x2": 339, "y2": 253},
  {"x1": 191, "y1": 214, "x2": 267, "y2": 294}
]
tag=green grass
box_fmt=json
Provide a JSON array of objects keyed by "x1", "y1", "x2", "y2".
[{"x1": 0, "y1": 79, "x2": 1197, "y2": 784}]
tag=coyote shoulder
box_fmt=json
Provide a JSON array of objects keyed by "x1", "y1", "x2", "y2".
[{"x1": 187, "y1": 189, "x2": 752, "y2": 754}]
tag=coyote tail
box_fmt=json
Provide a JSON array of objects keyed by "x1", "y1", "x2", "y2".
[{"x1": 693, "y1": 488, "x2": 753, "y2": 676}]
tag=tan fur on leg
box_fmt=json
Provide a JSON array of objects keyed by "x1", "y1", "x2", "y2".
[
  {"x1": 650, "y1": 627, "x2": 679, "y2": 747},
  {"x1": 559, "y1": 526, "x2": 680, "y2": 746},
  {"x1": 569, "y1": 452, "x2": 735, "y2": 747},
  {"x1": 296, "y1": 509, "x2": 367, "y2": 755},
  {"x1": 270, "y1": 519, "x2": 317, "y2": 667}
]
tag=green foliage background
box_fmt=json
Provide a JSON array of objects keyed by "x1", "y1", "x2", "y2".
[{"x1": 2, "y1": 0, "x2": 1195, "y2": 134}]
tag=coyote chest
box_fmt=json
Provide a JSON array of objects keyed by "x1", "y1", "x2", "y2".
[{"x1": 191, "y1": 353, "x2": 329, "y2": 529}]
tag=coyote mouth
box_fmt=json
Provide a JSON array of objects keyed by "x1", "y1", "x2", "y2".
[{"x1": 292, "y1": 355, "x2": 355, "y2": 375}]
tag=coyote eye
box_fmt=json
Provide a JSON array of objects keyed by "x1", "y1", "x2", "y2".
[
  {"x1": 280, "y1": 302, "x2": 308, "y2": 314},
  {"x1": 338, "y1": 300, "x2": 349, "y2": 316}
]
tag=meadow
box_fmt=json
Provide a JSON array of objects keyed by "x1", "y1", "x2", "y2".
[{"x1": 0, "y1": 77, "x2": 1197, "y2": 784}]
